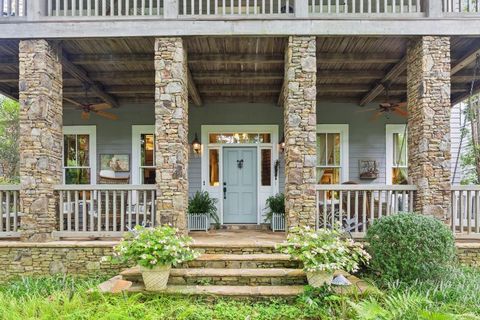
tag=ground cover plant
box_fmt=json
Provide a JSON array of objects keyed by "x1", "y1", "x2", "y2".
[{"x1": 0, "y1": 267, "x2": 478, "y2": 320}]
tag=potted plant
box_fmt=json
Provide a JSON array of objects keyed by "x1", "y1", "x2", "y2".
[
  {"x1": 279, "y1": 226, "x2": 370, "y2": 287},
  {"x1": 113, "y1": 225, "x2": 199, "y2": 291},
  {"x1": 265, "y1": 193, "x2": 285, "y2": 231},
  {"x1": 188, "y1": 191, "x2": 220, "y2": 231}
]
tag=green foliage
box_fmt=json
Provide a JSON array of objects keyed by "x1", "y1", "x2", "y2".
[
  {"x1": 279, "y1": 226, "x2": 370, "y2": 273},
  {"x1": 0, "y1": 96, "x2": 19, "y2": 182},
  {"x1": 113, "y1": 225, "x2": 199, "y2": 269},
  {"x1": 366, "y1": 213, "x2": 456, "y2": 283},
  {"x1": 188, "y1": 191, "x2": 220, "y2": 225},
  {"x1": 264, "y1": 193, "x2": 285, "y2": 222}
]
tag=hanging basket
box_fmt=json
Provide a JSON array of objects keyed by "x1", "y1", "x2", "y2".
[
  {"x1": 140, "y1": 265, "x2": 171, "y2": 291},
  {"x1": 305, "y1": 270, "x2": 334, "y2": 288}
]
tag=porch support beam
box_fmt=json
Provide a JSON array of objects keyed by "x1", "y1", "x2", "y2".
[
  {"x1": 187, "y1": 68, "x2": 202, "y2": 107},
  {"x1": 154, "y1": 37, "x2": 189, "y2": 234},
  {"x1": 283, "y1": 36, "x2": 317, "y2": 231},
  {"x1": 62, "y1": 51, "x2": 119, "y2": 108},
  {"x1": 359, "y1": 56, "x2": 407, "y2": 106},
  {"x1": 407, "y1": 36, "x2": 451, "y2": 221},
  {"x1": 18, "y1": 40, "x2": 63, "y2": 241}
]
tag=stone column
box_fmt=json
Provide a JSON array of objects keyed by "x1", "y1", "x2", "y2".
[
  {"x1": 18, "y1": 40, "x2": 63, "y2": 241},
  {"x1": 407, "y1": 36, "x2": 451, "y2": 220},
  {"x1": 283, "y1": 36, "x2": 317, "y2": 231},
  {"x1": 154, "y1": 37, "x2": 189, "y2": 234}
]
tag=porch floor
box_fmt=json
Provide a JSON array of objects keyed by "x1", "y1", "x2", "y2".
[{"x1": 189, "y1": 229, "x2": 286, "y2": 248}]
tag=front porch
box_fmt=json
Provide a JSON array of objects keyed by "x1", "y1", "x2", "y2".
[{"x1": 0, "y1": 35, "x2": 480, "y2": 242}]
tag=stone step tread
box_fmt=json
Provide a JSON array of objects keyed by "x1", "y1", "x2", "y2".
[
  {"x1": 121, "y1": 267, "x2": 305, "y2": 278},
  {"x1": 196, "y1": 253, "x2": 292, "y2": 261},
  {"x1": 129, "y1": 284, "x2": 304, "y2": 296}
]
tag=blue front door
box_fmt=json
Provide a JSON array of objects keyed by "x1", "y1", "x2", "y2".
[{"x1": 223, "y1": 147, "x2": 257, "y2": 224}]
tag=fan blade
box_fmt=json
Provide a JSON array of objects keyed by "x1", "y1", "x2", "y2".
[
  {"x1": 379, "y1": 103, "x2": 392, "y2": 108},
  {"x1": 90, "y1": 103, "x2": 112, "y2": 111},
  {"x1": 370, "y1": 111, "x2": 383, "y2": 122},
  {"x1": 356, "y1": 107, "x2": 378, "y2": 113},
  {"x1": 81, "y1": 111, "x2": 90, "y2": 120},
  {"x1": 95, "y1": 110, "x2": 119, "y2": 121},
  {"x1": 393, "y1": 107, "x2": 408, "y2": 117}
]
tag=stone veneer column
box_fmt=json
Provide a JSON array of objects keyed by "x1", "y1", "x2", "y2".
[
  {"x1": 18, "y1": 40, "x2": 63, "y2": 241},
  {"x1": 283, "y1": 36, "x2": 317, "y2": 231},
  {"x1": 154, "y1": 37, "x2": 189, "y2": 234},
  {"x1": 407, "y1": 36, "x2": 451, "y2": 220}
]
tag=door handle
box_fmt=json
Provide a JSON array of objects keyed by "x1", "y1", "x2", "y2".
[{"x1": 223, "y1": 182, "x2": 227, "y2": 199}]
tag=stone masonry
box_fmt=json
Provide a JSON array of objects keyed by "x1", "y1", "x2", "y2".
[
  {"x1": 283, "y1": 36, "x2": 317, "y2": 231},
  {"x1": 407, "y1": 36, "x2": 451, "y2": 220},
  {"x1": 18, "y1": 40, "x2": 63, "y2": 241},
  {"x1": 154, "y1": 37, "x2": 189, "y2": 234}
]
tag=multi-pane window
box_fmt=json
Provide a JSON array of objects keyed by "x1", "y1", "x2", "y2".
[
  {"x1": 209, "y1": 149, "x2": 220, "y2": 187},
  {"x1": 261, "y1": 149, "x2": 272, "y2": 186},
  {"x1": 392, "y1": 132, "x2": 408, "y2": 184},
  {"x1": 140, "y1": 134, "x2": 156, "y2": 184},
  {"x1": 316, "y1": 133, "x2": 341, "y2": 184},
  {"x1": 64, "y1": 134, "x2": 91, "y2": 184}
]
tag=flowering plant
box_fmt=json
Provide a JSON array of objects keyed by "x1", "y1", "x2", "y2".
[
  {"x1": 279, "y1": 226, "x2": 370, "y2": 273},
  {"x1": 113, "y1": 225, "x2": 199, "y2": 269}
]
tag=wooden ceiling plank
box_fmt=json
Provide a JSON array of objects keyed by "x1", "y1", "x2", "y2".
[
  {"x1": 188, "y1": 68, "x2": 202, "y2": 107},
  {"x1": 451, "y1": 43, "x2": 480, "y2": 76},
  {"x1": 62, "y1": 50, "x2": 119, "y2": 108},
  {"x1": 0, "y1": 73, "x2": 18, "y2": 83},
  {"x1": 359, "y1": 56, "x2": 407, "y2": 106}
]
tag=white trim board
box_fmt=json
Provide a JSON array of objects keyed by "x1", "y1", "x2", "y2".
[
  {"x1": 316, "y1": 124, "x2": 349, "y2": 183},
  {"x1": 201, "y1": 125, "x2": 279, "y2": 225},
  {"x1": 63, "y1": 126, "x2": 97, "y2": 185}
]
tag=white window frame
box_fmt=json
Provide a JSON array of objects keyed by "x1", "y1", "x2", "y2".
[
  {"x1": 386, "y1": 124, "x2": 408, "y2": 185},
  {"x1": 131, "y1": 125, "x2": 155, "y2": 185},
  {"x1": 316, "y1": 124, "x2": 349, "y2": 183},
  {"x1": 63, "y1": 126, "x2": 97, "y2": 185}
]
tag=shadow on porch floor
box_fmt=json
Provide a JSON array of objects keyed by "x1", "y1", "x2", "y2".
[{"x1": 189, "y1": 229, "x2": 286, "y2": 248}]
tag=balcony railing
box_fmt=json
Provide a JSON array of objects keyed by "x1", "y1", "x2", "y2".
[
  {"x1": 3, "y1": 0, "x2": 479, "y2": 21},
  {"x1": 0, "y1": 185, "x2": 20, "y2": 238},
  {"x1": 451, "y1": 185, "x2": 480, "y2": 237},
  {"x1": 52, "y1": 184, "x2": 156, "y2": 239},
  {"x1": 316, "y1": 184, "x2": 417, "y2": 237}
]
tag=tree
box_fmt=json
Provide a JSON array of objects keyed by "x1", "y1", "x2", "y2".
[{"x1": 0, "y1": 96, "x2": 20, "y2": 183}]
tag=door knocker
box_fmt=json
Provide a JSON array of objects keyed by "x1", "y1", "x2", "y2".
[{"x1": 237, "y1": 159, "x2": 244, "y2": 169}]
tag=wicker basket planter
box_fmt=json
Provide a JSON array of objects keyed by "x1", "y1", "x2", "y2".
[
  {"x1": 305, "y1": 271, "x2": 334, "y2": 288},
  {"x1": 140, "y1": 265, "x2": 171, "y2": 291}
]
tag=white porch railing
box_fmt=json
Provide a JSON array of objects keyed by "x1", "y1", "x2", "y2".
[
  {"x1": 451, "y1": 185, "x2": 480, "y2": 236},
  {"x1": 46, "y1": 0, "x2": 164, "y2": 17},
  {"x1": 0, "y1": 185, "x2": 20, "y2": 238},
  {"x1": 443, "y1": 0, "x2": 480, "y2": 14},
  {"x1": 53, "y1": 184, "x2": 156, "y2": 238},
  {"x1": 316, "y1": 184, "x2": 417, "y2": 237},
  {"x1": 0, "y1": 0, "x2": 27, "y2": 18},
  {"x1": 179, "y1": 0, "x2": 294, "y2": 16},
  {"x1": 309, "y1": 0, "x2": 423, "y2": 15}
]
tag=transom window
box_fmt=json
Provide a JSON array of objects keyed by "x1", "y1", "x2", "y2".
[
  {"x1": 209, "y1": 133, "x2": 271, "y2": 144},
  {"x1": 316, "y1": 125, "x2": 349, "y2": 185}
]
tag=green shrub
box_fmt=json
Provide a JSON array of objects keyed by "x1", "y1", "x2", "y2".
[
  {"x1": 265, "y1": 193, "x2": 285, "y2": 222},
  {"x1": 366, "y1": 213, "x2": 456, "y2": 283},
  {"x1": 188, "y1": 191, "x2": 220, "y2": 226}
]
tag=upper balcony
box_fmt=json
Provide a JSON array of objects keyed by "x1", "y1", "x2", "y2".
[{"x1": 1, "y1": 0, "x2": 480, "y2": 38}]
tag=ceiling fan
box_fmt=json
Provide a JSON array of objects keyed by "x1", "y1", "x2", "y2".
[
  {"x1": 357, "y1": 83, "x2": 408, "y2": 121},
  {"x1": 74, "y1": 84, "x2": 119, "y2": 121}
]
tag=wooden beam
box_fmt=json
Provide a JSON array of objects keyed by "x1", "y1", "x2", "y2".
[
  {"x1": 359, "y1": 56, "x2": 407, "y2": 106},
  {"x1": 0, "y1": 73, "x2": 18, "y2": 83},
  {"x1": 194, "y1": 71, "x2": 284, "y2": 81},
  {"x1": 452, "y1": 42, "x2": 480, "y2": 76},
  {"x1": 187, "y1": 68, "x2": 202, "y2": 107},
  {"x1": 318, "y1": 52, "x2": 401, "y2": 64},
  {"x1": 277, "y1": 82, "x2": 285, "y2": 107},
  {"x1": 0, "y1": 84, "x2": 18, "y2": 100},
  {"x1": 64, "y1": 85, "x2": 153, "y2": 95},
  {"x1": 68, "y1": 53, "x2": 153, "y2": 65},
  {"x1": 74, "y1": 71, "x2": 154, "y2": 82},
  {"x1": 0, "y1": 57, "x2": 18, "y2": 67},
  {"x1": 317, "y1": 70, "x2": 386, "y2": 80},
  {"x1": 452, "y1": 82, "x2": 480, "y2": 105},
  {"x1": 189, "y1": 54, "x2": 284, "y2": 64},
  {"x1": 62, "y1": 50, "x2": 119, "y2": 108}
]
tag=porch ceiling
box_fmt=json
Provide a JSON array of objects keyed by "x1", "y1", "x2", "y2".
[{"x1": 0, "y1": 36, "x2": 479, "y2": 107}]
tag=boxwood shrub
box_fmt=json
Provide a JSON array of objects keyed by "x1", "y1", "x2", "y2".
[{"x1": 366, "y1": 213, "x2": 456, "y2": 283}]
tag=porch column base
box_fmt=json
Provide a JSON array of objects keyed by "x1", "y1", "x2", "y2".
[
  {"x1": 283, "y1": 36, "x2": 317, "y2": 232},
  {"x1": 407, "y1": 36, "x2": 451, "y2": 221},
  {"x1": 154, "y1": 37, "x2": 189, "y2": 234},
  {"x1": 18, "y1": 40, "x2": 63, "y2": 241}
]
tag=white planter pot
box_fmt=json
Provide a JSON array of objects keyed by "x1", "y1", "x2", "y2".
[
  {"x1": 305, "y1": 271, "x2": 334, "y2": 288},
  {"x1": 271, "y1": 213, "x2": 285, "y2": 232},
  {"x1": 140, "y1": 265, "x2": 171, "y2": 291},
  {"x1": 188, "y1": 213, "x2": 209, "y2": 231}
]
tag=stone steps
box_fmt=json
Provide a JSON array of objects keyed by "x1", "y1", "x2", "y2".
[
  {"x1": 128, "y1": 284, "x2": 305, "y2": 297},
  {"x1": 183, "y1": 253, "x2": 301, "y2": 269},
  {"x1": 121, "y1": 267, "x2": 307, "y2": 286}
]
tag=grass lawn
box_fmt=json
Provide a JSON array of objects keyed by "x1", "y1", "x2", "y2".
[{"x1": 0, "y1": 267, "x2": 478, "y2": 320}]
